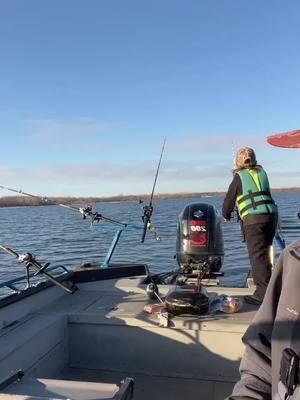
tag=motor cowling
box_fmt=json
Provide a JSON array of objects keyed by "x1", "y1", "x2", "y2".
[{"x1": 176, "y1": 202, "x2": 224, "y2": 275}]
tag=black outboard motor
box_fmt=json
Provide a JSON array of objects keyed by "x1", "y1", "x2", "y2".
[
  {"x1": 165, "y1": 202, "x2": 224, "y2": 316},
  {"x1": 176, "y1": 202, "x2": 224, "y2": 275}
]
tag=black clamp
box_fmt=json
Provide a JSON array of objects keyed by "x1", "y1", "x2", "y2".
[{"x1": 280, "y1": 348, "x2": 300, "y2": 396}]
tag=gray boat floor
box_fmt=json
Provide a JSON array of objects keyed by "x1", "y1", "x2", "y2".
[
  {"x1": 58, "y1": 366, "x2": 234, "y2": 400},
  {"x1": 0, "y1": 274, "x2": 258, "y2": 400},
  {"x1": 56, "y1": 277, "x2": 256, "y2": 400}
]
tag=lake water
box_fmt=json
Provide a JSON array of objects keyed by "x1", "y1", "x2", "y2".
[{"x1": 0, "y1": 193, "x2": 299, "y2": 295}]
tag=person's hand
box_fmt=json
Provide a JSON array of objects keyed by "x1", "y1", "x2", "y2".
[{"x1": 223, "y1": 218, "x2": 231, "y2": 223}]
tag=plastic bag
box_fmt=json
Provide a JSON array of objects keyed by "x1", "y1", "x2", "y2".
[{"x1": 209, "y1": 294, "x2": 243, "y2": 314}]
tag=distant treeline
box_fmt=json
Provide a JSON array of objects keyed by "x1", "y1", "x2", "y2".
[
  {"x1": 0, "y1": 193, "x2": 220, "y2": 207},
  {"x1": 0, "y1": 187, "x2": 299, "y2": 208}
]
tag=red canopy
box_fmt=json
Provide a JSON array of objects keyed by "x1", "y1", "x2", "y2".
[{"x1": 267, "y1": 129, "x2": 300, "y2": 148}]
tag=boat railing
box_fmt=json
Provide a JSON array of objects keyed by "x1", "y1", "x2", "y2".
[
  {"x1": 0, "y1": 265, "x2": 69, "y2": 293},
  {"x1": 275, "y1": 231, "x2": 285, "y2": 251},
  {"x1": 276, "y1": 223, "x2": 300, "y2": 251}
]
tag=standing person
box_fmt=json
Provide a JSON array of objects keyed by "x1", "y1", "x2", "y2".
[
  {"x1": 227, "y1": 130, "x2": 300, "y2": 400},
  {"x1": 222, "y1": 147, "x2": 278, "y2": 305},
  {"x1": 227, "y1": 239, "x2": 300, "y2": 400}
]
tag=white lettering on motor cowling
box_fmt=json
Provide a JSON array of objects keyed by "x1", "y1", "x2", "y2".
[{"x1": 190, "y1": 225, "x2": 207, "y2": 232}]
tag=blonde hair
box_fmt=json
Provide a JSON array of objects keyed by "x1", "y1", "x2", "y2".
[{"x1": 236, "y1": 147, "x2": 257, "y2": 169}]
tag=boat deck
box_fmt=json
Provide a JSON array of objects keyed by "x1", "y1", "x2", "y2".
[
  {"x1": 58, "y1": 366, "x2": 234, "y2": 400},
  {"x1": 0, "y1": 271, "x2": 258, "y2": 400}
]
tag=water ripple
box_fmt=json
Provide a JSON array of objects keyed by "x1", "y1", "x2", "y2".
[{"x1": 0, "y1": 193, "x2": 299, "y2": 292}]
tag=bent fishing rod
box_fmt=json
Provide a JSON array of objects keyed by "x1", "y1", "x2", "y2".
[
  {"x1": 0, "y1": 185, "x2": 127, "y2": 227},
  {"x1": 0, "y1": 244, "x2": 76, "y2": 294},
  {"x1": 141, "y1": 137, "x2": 166, "y2": 243}
]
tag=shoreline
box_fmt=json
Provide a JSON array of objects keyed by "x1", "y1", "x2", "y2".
[{"x1": 0, "y1": 187, "x2": 299, "y2": 208}]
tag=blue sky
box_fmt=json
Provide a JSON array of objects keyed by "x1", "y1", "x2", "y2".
[{"x1": 0, "y1": 0, "x2": 299, "y2": 197}]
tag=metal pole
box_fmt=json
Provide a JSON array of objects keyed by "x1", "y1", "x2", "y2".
[{"x1": 101, "y1": 228, "x2": 124, "y2": 268}]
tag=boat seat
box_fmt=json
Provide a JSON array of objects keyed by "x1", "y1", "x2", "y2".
[{"x1": 0, "y1": 372, "x2": 134, "y2": 400}]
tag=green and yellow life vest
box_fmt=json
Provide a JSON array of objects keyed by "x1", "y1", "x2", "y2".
[{"x1": 236, "y1": 167, "x2": 278, "y2": 219}]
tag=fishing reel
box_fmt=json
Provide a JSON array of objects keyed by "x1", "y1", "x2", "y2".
[
  {"x1": 79, "y1": 205, "x2": 93, "y2": 219},
  {"x1": 17, "y1": 253, "x2": 51, "y2": 276},
  {"x1": 142, "y1": 205, "x2": 153, "y2": 222},
  {"x1": 18, "y1": 252, "x2": 35, "y2": 264},
  {"x1": 79, "y1": 205, "x2": 108, "y2": 223},
  {"x1": 146, "y1": 282, "x2": 160, "y2": 301}
]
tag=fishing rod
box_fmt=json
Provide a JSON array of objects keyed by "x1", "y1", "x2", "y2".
[
  {"x1": 0, "y1": 184, "x2": 127, "y2": 227},
  {"x1": 0, "y1": 244, "x2": 76, "y2": 294},
  {"x1": 141, "y1": 137, "x2": 166, "y2": 243}
]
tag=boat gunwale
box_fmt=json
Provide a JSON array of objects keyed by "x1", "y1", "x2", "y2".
[{"x1": 0, "y1": 264, "x2": 147, "y2": 310}]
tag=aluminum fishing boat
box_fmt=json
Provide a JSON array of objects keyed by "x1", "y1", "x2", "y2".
[
  {"x1": 0, "y1": 201, "x2": 264, "y2": 400},
  {"x1": 0, "y1": 260, "x2": 261, "y2": 400}
]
